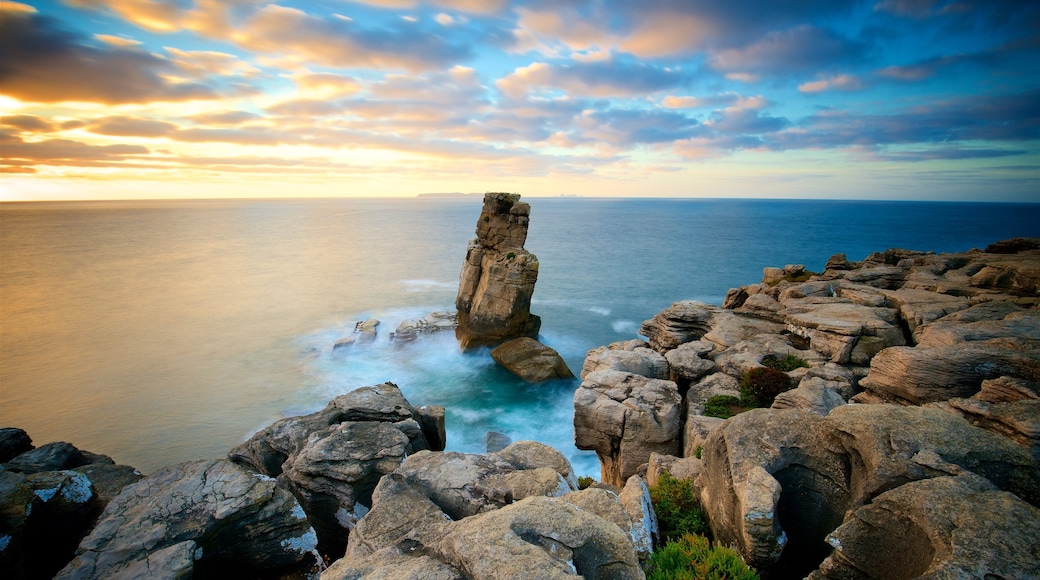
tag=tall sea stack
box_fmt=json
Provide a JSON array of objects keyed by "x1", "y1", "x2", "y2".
[{"x1": 455, "y1": 192, "x2": 541, "y2": 349}]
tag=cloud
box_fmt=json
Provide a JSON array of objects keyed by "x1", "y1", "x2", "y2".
[
  {"x1": 164, "y1": 47, "x2": 260, "y2": 79},
  {"x1": 580, "y1": 108, "x2": 700, "y2": 145},
  {"x1": 2, "y1": 133, "x2": 149, "y2": 162},
  {"x1": 496, "y1": 59, "x2": 687, "y2": 99},
  {"x1": 94, "y1": 33, "x2": 142, "y2": 47},
  {"x1": 187, "y1": 110, "x2": 261, "y2": 125},
  {"x1": 88, "y1": 116, "x2": 178, "y2": 137},
  {"x1": 799, "y1": 74, "x2": 866, "y2": 93},
  {"x1": 0, "y1": 9, "x2": 216, "y2": 104},
  {"x1": 861, "y1": 146, "x2": 1030, "y2": 161},
  {"x1": 232, "y1": 4, "x2": 470, "y2": 71},
  {"x1": 709, "y1": 25, "x2": 869, "y2": 75},
  {"x1": 2, "y1": 114, "x2": 59, "y2": 132},
  {"x1": 347, "y1": 0, "x2": 506, "y2": 14}
]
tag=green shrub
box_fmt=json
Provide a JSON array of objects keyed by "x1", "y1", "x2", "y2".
[
  {"x1": 760, "y1": 353, "x2": 809, "y2": 372},
  {"x1": 577, "y1": 475, "x2": 595, "y2": 490},
  {"x1": 739, "y1": 367, "x2": 792, "y2": 408},
  {"x1": 694, "y1": 445, "x2": 702, "y2": 460},
  {"x1": 649, "y1": 472, "x2": 706, "y2": 542},
  {"x1": 648, "y1": 533, "x2": 759, "y2": 580},
  {"x1": 703, "y1": 395, "x2": 747, "y2": 419},
  {"x1": 483, "y1": 215, "x2": 490, "y2": 222},
  {"x1": 507, "y1": 252, "x2": 516, "y2": 259}
]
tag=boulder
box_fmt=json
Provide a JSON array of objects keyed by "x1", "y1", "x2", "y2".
[
  {"x1": 812, "y1": 475, "x2": 1040, "y2": 579},
  {"x1": 281, "y1": 421, "x2": 411, "y2": 554},
  {"x1": 228, "y1": 383, "x2": 438, "y2": 555},
  {"x1": 333, "y1": 319, "x2": 380, "y2": 351},
  {"x1": 975, "y1": 375, "x2": 1040, "y2": 402},
  {"x1": 697, "y1": 404, "x2": 1040, "y2": 575},
  {"x1": 701, "y1": 309, "x2": 785, "y2": 349},
  {"x1": 712, "y1": 333, "x2": 822, "y2": 378},
  {"x1": 394, "y1": 311, "x2": 458, "y2": 343},
  {"x1": 0, "y1": 429, "x2": 33, "y2": 463},
  {"x1": 490, "y1": 337, "x2": 573, "y2": 383},
  {"x1": 455, "y1": 193, "x2": 541, "y2": 349},
  {"x1": 573, "y1": 370, "x2": 682, "y2": 487},
  {"x1": 783, "y1": 300, "x2": 905, "y2": 364},
  {"x1": 484, "y1": 431, "x2": 512, "y2": 453},
  {"x1": 582, "y1": 340, "x2": 668, "y2": 380},
  {"x1": 770, "y1": 382, "x2": 846, "y2": 416},
  {"x1": 734, "y1": 293, "x2": 784, "y2": 322},
  {"x1": 56, "y1": 460, "x2": 317, "y2": 579},
  {"x1": 686, "y1": 371, "x2": 740, "y2": 405},
  {"x1": 435, "y1": 496, "x2": 643, "y2": 580},
  {"x1": 683, "y1": 413, "x2": 723, "y2": 458},
  {"x1": 647, "y1": 453, "x2": 703, "y2": 487},
  {"x1": 334, "y1": 441, "x2": 643, "y2": 580},
  {"x1": 639, "y1": 301, "x2": 716, "y2": 352},
  {"x1": 664, "y1": 342, "x2": 716, "y2": 385},
  {"x1": 3, "y1": 442, "x2": 112, "y2": 475},
  {"x1": 931, "y1": 397, "x2": 1040, "y2": 462}
]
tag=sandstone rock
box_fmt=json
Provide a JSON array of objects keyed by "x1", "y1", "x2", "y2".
[
  {"x1": 436, "y1": 496, "x2": 643, "y2": 580},
  {"x1": 799, "y1": 363, "x2": 856, "y2": 400},
  {"x1": 230, "y1": 383, "x2": 431, "y2": 476},
  {"x1": 687, "y1": 371, "x2": 740, "y2": 405},
  {"x1": 56, "y1": 459, "x2": 317, "y2": 579},
  {"x1": 664, "y1": 342, "x2": 717, "y2": 384},
  {"x1": 783, "y1": 300, "x2": 905, "y2": 364},
  {"x1": 416, "y1": 405, "x2": 447, "y2": 452},
  {"x1": 333, "y1": 319, "x2": 380, "y2": 351},
  {"x1": 617, "y1": 475, "x2": 657, "y2": 563},
  {"x1": 573, "y1": 370, "x2": 682, "y2": 487},
  {"x1": 713, "y1": 333, "x2": 823, "y2": 378},
  {"x1": 683, "y1": 413, "x2": 723, "y2": 458},
  {"x1": 490, "y1": 337, "x2": 573, "y2": 383},
  {"x1": 858, "y1": 341, "x2": 1040, "y2": 404},
  {"x1": 394, "y1": 311, "x2": 457, "y2": 343},
  {"x1": 4, "y1": 442, "x2": 112, "y2": 475},
  {"x1": 931, "y1": 397, "x2": 1040, "y2": 462},
  {"x1": 647, "y1": 453, "x2": 703, "y2": 487},
  {"x1": 812, "y1": 475, "x2": 1040, "y2": 580},
  {"x1": 761, "y1": 267, "x2": 784, "y2": 285},
  {"x1": 975, "y1": 375, "x2": 1040, "y2": 402},
  {"x1": 228, "y1": 383, "x2": 437, "y2": 555},
  {"x1": 68, "y1": 462, "x2": 143, "y2": 507},
  {"x1": 985, "y1": 237, "x2": 1040, "y2": 254},
  {"x1": 494, "y1": 440, "x2": 580, "y2": 491},
  {"x1": 877, "y1": 287, "x2": 969, "y2": 339},
  {"x1": 484, "y1": 431, "x2": 512, "y2": 453},
  {"x1": 0, "y1": 429, "x2": 33, "y2": 463},
  {"x1": 770, "y1": 382, "x2": 846, "y2": 416},
  {"x1": 581, "y1": 340, "x2": 668, "y2": 380},
  {"x1": 734, "y1": 293, "x2": 784, "y2": 322},
  {"x1": 967, "y1": 251, "x2": 1040, "y2": 295},
  {"x1": 697, "y1": 404, "x2": 1040, "y2": 575},
  {"x1": 701, "y1": 309, "x2": 785, "y2": 349},
  {"x1": 824, "y1": 253, "x2": 850, "y2": 271},
  {"x1": 324, "y1": 542, "x2": 465, "y2": 580},
  {"x1": 842, "y1": 264, "x2": 907, "y2": 289},
  {"x1": 281, "y1": 421, "x2": 411, "y2": 553},
  {"x1": 639, "y1": 301, "x2": 716, "y2": 352},
  {"x1": 455, "y1": 193, "x2": 541, "y2": 349}
]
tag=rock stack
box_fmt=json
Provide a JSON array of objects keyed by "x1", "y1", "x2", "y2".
[{"x1": 455, "y1": 192, "x2": 541, "y2": 350}]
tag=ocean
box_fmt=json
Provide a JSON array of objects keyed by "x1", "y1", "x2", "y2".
[{"x1": 2, "y1": 197, "x2": 1038, "y2": 478}]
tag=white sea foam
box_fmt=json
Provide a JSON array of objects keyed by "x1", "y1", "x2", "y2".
[{"x1": 611, "y1": 320, "x2": 639, "y2": 335}]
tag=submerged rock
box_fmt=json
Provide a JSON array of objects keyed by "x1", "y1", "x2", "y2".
[{"x1": 455, "y1": 193, "x2": 541, "y2": 349}]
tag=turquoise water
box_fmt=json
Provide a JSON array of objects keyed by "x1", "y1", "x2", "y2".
[{"x1": 2, "y1": 198, "x2": 1038, "y2": 476}]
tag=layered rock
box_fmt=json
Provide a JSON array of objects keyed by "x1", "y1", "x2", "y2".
[
  {"x1": 490, "y1": 337, "x2": 573, "y2": 382},
  {"x1": 697, "y1": 404, "x2": 1040, "y2": 576},
  {"x1": 581, "y1": 339, "x2": 670, "y2": 380},
  {"x1": 394, "y1": 311, "x2": 458, "y2": 343},
  {"x1": 328, "y1": 441, "x2": 648, "y2": 580},
  {"x1": 0, "y1": 434, "x2": 142, "y2": 580},
  {"x1": 229, "y1": 383, "x2": 444, "y2": 555},
  {"x1": 455, "y1": 193, "x2": 541, "y2": 349},
  {"x1": 56, "y1": 460, "x2": 317, "y2": 579},
  {"x1": 573, "y1": 370, "x2": 682, "y2": 487}
]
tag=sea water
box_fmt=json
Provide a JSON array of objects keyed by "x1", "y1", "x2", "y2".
[{"x1": 2, "y1": 197, "x2": 1038, "y2": 477}]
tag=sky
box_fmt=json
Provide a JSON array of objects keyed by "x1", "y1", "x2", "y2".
[{"x1": 1, "y1": 0, "x2": 1038, "y2": 201}]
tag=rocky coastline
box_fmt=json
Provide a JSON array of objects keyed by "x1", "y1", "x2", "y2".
[{"x1": 2, "y1": 194, "x2": 1038, "y2": 578}]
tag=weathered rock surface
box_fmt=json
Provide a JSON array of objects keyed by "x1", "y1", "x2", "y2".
[
  {"x1": 812, "y1": 475, "x2": 1040, "y2": 579},
  {"x1": 0, "y1": 438, "x2": 143, "y2": 580},
  {"x1": 490, "y1": 337, "x2": 573, "y2": 382},
  {"x1": 330, "y1": 442, "x2": 645, "y2": 580},
  {"x1": 394, "y1": 311, "x2": 458, "y2": 343},
  {"x1": 573, "y1": 370, "x2": 681, "y2": 487},
  {"x1": 333, "y1": 319, "x2": 380, "y2": 351},
  {"x1": 229, "y1": 383, "x2": 441, "y2": 555},
  {"x1": 455, "y1": 193, "x2": 541, "y2": 349},
  {"x1": 582, "y1": 340, "x2": 669, "y2": 380},
  {"x1": 0, "y1": 429, "x2": 33, "y2": 464},
  {"x1": 697, "y1": 404, "x2": 1040, "y2": 576},
  {"x1": 639, "y1": 301, "x2": 716, "y2": 352},
  {"x1": 56, "y1": 459, "x2": 317, "y2": 579}
]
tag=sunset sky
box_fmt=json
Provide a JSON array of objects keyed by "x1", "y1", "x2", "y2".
[{"x1": 1, "y1": 0, "x2": 1038, "y2": 201}]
